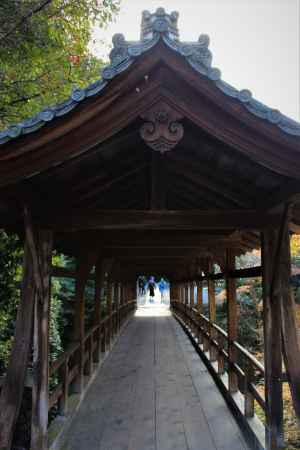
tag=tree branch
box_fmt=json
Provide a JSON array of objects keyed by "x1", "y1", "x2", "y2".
[{"x1": 0, "y1": 0, "x2": 53, "y2": 42}]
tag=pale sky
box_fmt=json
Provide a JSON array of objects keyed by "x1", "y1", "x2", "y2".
[{"x1": 91, "y1": 0, "x2": 300, "y2": 121}]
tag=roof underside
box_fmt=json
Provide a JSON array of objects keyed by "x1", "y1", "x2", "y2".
[{"x1": 0, "y1": 9, "x2": 300, "y2": 275}]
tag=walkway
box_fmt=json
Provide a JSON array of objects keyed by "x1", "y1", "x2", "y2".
[{"x1": 61, "y1": 306, "x2": 249, "y2": 450}]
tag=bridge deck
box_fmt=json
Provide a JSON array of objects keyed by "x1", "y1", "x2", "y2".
[{"x1": 61, "y1": 307, "x2": 249, "y2": 450}]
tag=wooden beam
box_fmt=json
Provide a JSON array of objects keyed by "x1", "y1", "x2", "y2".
[
  {"x1": 0, "y1": 236, "x2": 35, "y2": 450},
  {"x1": 197, "y1": 280, "x2": 203, "y2": 314},
  {"x1": 277, "y1": 205, "x2": 300, "y2": 426},
  {"x1": 92, "y1": 258, "x2": 103, "y2": 363},
  {"x1": 226, "y1": 249, "x2": 238, "y2": 393},
  {"x1": 190, "y1": 281, "x2": 195, "y2": 307},
  {"x1": 58, "y1": 230, "x2": 247, "y2": 248},
  {"x1": 107, "y1": 281, "x2": 113, "y2": 348},
  {"x1": 179, "y1": 266, "x2": 262, "y2": 283},
  {"x1": 51, "y1": 265, "x2": 97, "y2": 281},
  {"x1": 72, "y1": 251, "x2": 97, "y2": 393},
  {"x1": 168, "y1": 156, "x2": 254, "y2": 208},
  {"x1": 101, "y1": 248, "x2": 217, "y2": 259},
  {"x1": 31, "y1": 230, "x2": 53, "y2": 450},
  {"x1": 75, "y1": 164, "x2": 148, "y2": 206},
  {"x1": 262, "y1": 229, "x2": 284, "y2": 450},
  {"x1": 46, "y1": 209, "x2": 282, "y2": 232},
  {"x1": 207, "y1": 260, "x2": 217, "y2": 362}
]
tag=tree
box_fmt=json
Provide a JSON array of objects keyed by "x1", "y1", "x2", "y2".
[
  {"x1": 0, "y1": 0, "x2": 120, "y2": 128},
  {"x1": 0, "y1": 231, "x2": 23, "y2": 375}
]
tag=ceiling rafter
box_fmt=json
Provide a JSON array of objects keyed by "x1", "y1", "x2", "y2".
[
  {"x1": 168, "y1": 178, "x2": 234, "y2": 209},
  {"x1": 73, "y1": 163, "x2": 148, "y2": 206},
  {"x1": 168, "y1": 156, "x2": 253, "y2": 208}
]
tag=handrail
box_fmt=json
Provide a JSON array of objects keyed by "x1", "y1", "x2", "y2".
[
  {"x1": 49, "y1": 299, "x2": 137, "y2": 415},
  {"x1": 179, "y1": 266, "x2": 262, "y2": 283},
  {"x1": 233, "y1": 340, "x2": 264, "y2": 374},
  {"x1": 171, "y1": 299, "x2": 266, "y2": 427}
]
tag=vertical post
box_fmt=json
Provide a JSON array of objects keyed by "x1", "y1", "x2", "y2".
[
  {"x1": 197, "y1": 280, "x2": 203, "y2": 343},
  {"x1": 184, "y1": 283, "x2": 188, "y2": 315},
  {"x1": 31, "y1": 229, "x2": 53, "y2": 450},
  {"x1": 207, "y1": 260, "x2": 217, "y2": 361},
  {"x1": 0, "y1": 236, "x2": 36, "y2": 450},
  {"x1": 117, "y1": 282, "x2": 121, "y2": 330},
  {"x1": 197, "y1": 280, "x2": 203, "y2": 313},
  {"x1": 279, "y1": 224, "x2": 300, "y2": 424},
  {"x1": 72, "y1": 252, "x2": 95, "y2": 394},
  {"x1": 72, "y1": 265, "x2": 86, "y2": 394},
  {"x1": 190, "y1": 281, "x2": 194, "y2": 307},
  {"x1": 190, "y1": 281, "x2": 195, "y2": 332},
  {"x1": 58, "y1": 358, "x2": 69, "y2": 416},
  {"x1": 107, "y1": 281, "x2": 113, "y2": 348},
  {"x1": 262, "y1": 230, "x2": 284, "y2": 450},
  {"x1": 93, "y1": 259, "x2": 102, "y2": 363},
  {"x1": 226, "y1": 249, "x2": 238, "y2": 393}
]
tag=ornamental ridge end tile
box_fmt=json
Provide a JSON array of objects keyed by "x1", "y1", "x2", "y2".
[{"x1": 0, "y1": 7, "x2": 299, "y2": 145}]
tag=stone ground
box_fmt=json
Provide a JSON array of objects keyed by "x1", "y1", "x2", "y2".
[{"x1": 61, "y1": 306, "x2": 249, "y2": 450}]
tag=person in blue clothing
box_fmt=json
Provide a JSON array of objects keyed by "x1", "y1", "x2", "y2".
[{"x1": 158, "y1": 278, "x2": 166, "y2": 304}]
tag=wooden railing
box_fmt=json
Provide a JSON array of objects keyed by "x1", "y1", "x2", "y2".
[
  {"x1": 171, "y1": 300, "x2": 266, "y2": 430},
  {"x1": 49, "y1": 299, "x2": 136, "y2": 415}
]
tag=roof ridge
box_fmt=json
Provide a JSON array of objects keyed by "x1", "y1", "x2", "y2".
[{"x1": 1, "y1": 7, "x2": 299, "y2": 145}]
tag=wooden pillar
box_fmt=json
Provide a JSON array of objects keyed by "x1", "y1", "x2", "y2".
[
  {"x1": 207, "y1": 260, "x2": 217, "y2": 361},
  {"x1": 184, "y1": 283, "x2": 188, "y2": 314},
  {"x1": 279, "y1": 226, "x2": 300, "y2": 426},
  {"x1": 197, "y1": 280, "x2": 203, "y2": 313},
  {"x1": 262, "y1": 230, "x2": 284, "y2": 450},
  {"x1": 107, "y1": 281, "x2": 113, "y2": 347},
  {"x1": 226, "y1": 249, "x2": 239, "y2": 393},
  {"x1": 170, "y1": 282, "x2": 174, "y2": 300},
  {"x1": 93, "y1": 259, "x2": 102, "y2": 327},
  {"x1": 190, "y1": 281, "x2": 194, "y2": 307},
  {"x1": 0, "y1": 235, "x2": 36, "y2": 450},
  {"x1": 196, "y1": 280, "x2": 203, "y2": 344},
  {"x1": 116, "y1": 282, "x2": 121, "y2": 331},
  {"x1": 93, "y1": 259, "x2": 103, "y2": 362},
  {"x1": 72, "y1": 252, "x2": 95, "y2": 394},
  {"x1": 31, "y1": 230, "x2": 53, "y2": 450}
]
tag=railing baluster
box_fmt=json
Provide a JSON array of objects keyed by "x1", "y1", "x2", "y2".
[
  {"x1": 48, "y1": 299, "x2": 136, "y2": 419},
  {"x1": 58, "y1": 357, "x2": 69, "y2": 416},
  {"x1": 171, "y1": 300, "x2": 266, "y2": 430},
  {"x1": 244, "y1": 363, "x2": 255, "y2": 418},
  {"x1": 217, "y1": 333, "x2": 225, "y2": 375}
]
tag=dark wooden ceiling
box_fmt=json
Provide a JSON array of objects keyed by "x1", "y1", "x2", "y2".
[{"x1": 0, "y1": 42, "x2": 299, "y2": 276}]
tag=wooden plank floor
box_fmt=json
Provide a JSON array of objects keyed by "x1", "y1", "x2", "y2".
[{"x1": 61, "y1": 306, "x2": 249, "y2": 450}]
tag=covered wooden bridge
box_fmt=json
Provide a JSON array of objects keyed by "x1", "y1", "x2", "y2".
[{"x1": 0, "y1": 8, "x2": 300, "y2": 450}]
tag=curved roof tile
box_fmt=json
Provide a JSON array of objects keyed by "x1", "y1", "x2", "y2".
[{"x1": 1, "y1": 7, "x2": 299, "y2": 145}]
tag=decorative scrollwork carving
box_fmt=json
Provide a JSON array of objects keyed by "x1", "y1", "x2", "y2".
[{"x1": 140, "y1": 101, "x2": 184, "y2": 153}]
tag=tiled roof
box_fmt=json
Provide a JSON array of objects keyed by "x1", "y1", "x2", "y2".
[{"x1": 1, "y1": 7, "x2": 299, "y2": 145}]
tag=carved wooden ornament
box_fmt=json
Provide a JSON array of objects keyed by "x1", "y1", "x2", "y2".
[{"x1": 140, "y1": 101, "x2": 184, "y2": 153}]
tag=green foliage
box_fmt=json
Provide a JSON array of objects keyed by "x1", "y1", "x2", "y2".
[
  {"x1": 237, "y1": 279, "x2": 263, "y2": 353},
  {"x1": 49, "y1": 278, "x2": 63, "y2": 361},
  {"x1": 294, "y1": 286, "x2": 300, "y2": 305},
  {"x1": 0, "y1": 230, "x2": 23, "y2": 374},
  {"x1": 0, "y1": 231, "x2": 72, "y2": 372},
  {"x1": 51, "y1": 254, "x2": 76, "y2": 347},
  {"x1": 0, "y1": 0, "x2": 120, "y2": 128}
]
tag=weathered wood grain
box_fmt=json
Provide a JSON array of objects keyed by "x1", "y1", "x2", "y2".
[
  {"x1": 0, "y1": 240, "x2": 35, "y2": 450},
  {"x1": 61, "y1": 308, "x2": 249, "y2": 450}
]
